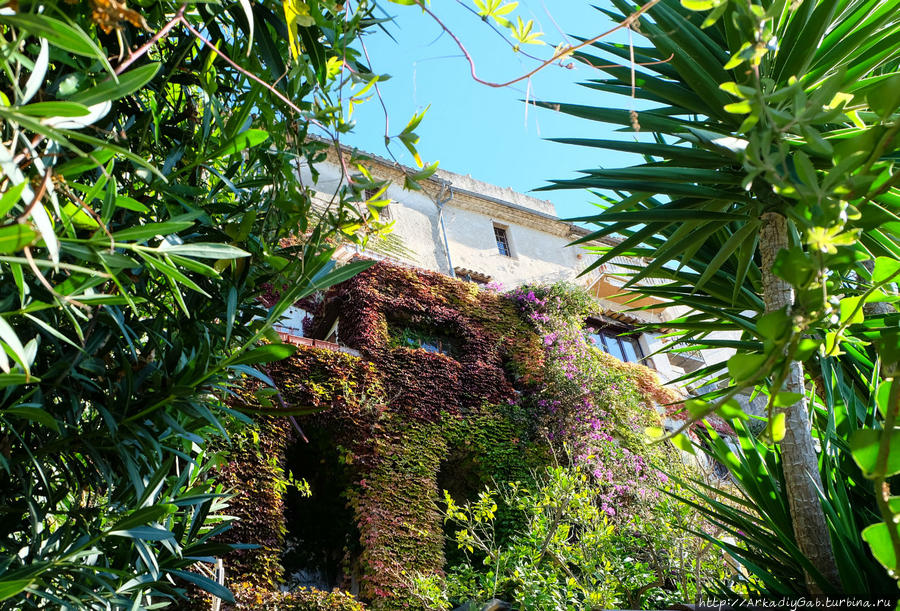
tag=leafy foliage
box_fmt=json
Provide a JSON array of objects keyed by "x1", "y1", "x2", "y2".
[
  {"x1": 670, "y1": 416, "x2": 894, "y2": 599},
  {"x1": 542, "y1": 0, "x2": 900, "y2": 596},
  {"x1": 230, "y1": 583, "x2": 366, "y2": 610},
  {"x1": 415, "y1": 463, "x2": 719, "y2": 610},
  {"x1": 224, "y1": 263, "x2": 729, "y2": 608},
  {"x1": 0, "y1": 0, "x2": 420, "y2": 605}
]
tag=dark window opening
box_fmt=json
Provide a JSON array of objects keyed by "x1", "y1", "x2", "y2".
[
  {"x1": 437, "y1": 451, "x2": 484, "y2": 569},
  {"x1": 494, "y1": 225, "x2": 511, "y2": 257},
  {"x1": 436, "y1": 445, "x2": 528, "y2": 590},
  {"x1": 587, "y1": 328, "x2": 644, "y2": 364},
  {"x1": 283, "y1": 435, "x2": 360, "y2": 592},
  {"x1": 357, "y1": 189, "x2": 391, "y2": 222},
  {"x1": 388, "y1": 319, "x2": 461, "y2": 357}
]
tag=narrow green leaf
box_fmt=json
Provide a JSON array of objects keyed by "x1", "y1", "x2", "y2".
[
  {"x1": 230, "y1": 343, "x2": 297, "y2": 366},
  {"x1": 165, "y1": 570, "x2": 234, "y2": 603},
  {"x1": 70, "y1": 63, "x2": 161, "y2": 106},
  {"x1": 53, "y1": 149, "x2": 116, "y2": 177},
  {"x1": 208, "y1": 129, "x2": 269, "y2": 159},
  {"x1": 0, "y1": 182, "x2": 27, "y2": 217},
  {"x1": 110, "y1": 504, "x2": 177, "y2": 532},
  {"x1": 109, "y1": 526, "x2": 175, "y2": 541},
  {"x1": 17, "y1": 101, "x2": 89, "y2": 117},
  {"x1": 0, "y1": 226, "x2": 38, "y2": 253},
  {"x1": 160, "y1": 243, "x2": 250, "y2": 259},
  {"x1": 0, "y1": 317, "x2": 28, "y2": 375},
  {"x1": 112, "y1": 221, "x2": 194, "y2": 242},
  {"x1": 3, "y1": 406, "x2": 59, "y2": 432},
  {"x1": 114, "y1": 196, "x2": 150, "y2": 213},
  {"x1": 0, "y1": 373, "x2": 35, "y2": 388},
  {"x1": 0, "y1": 14, "x2": 112, "y2": 72},
  {"x1": 694, "y1": 220, "x2": 760, "y2": 293},
  {"x1": 0, "y1": 579, "x2": 33, "y2": 601}
]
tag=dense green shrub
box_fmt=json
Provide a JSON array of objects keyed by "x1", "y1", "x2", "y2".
[
  {"x1": 232, "y1": 584, "x2": 366, "y2": 610},
  {"x1": 224, "y1": 265, "x2": 730, "y2": 609},
  {"x1": 0, "y1": 0, "x2": 389, "y2": 603},
  {"x1": 414, "y1": 463, "x2": 712, "y2": 610},
  {"x1": 541, "y1": 0, "x2": 900, "y2": 595}
]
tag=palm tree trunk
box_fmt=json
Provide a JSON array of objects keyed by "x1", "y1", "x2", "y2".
[{"x1": 759, "y1": 212, "x2": 841, "y2": 595}]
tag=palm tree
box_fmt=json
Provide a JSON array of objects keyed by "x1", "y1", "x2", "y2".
[{"x1": 538, "y1": 0, "x2": 900, "y2": 595}]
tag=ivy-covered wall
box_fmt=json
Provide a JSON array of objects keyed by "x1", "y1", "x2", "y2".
[{"x1": 221, "y1": 262, "x2": 690, "y2": 610}]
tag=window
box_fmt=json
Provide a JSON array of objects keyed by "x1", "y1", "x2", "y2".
[
  {"x1": 275, "y1": 305, "x2": 310, "y2": 337},
  {"x1": 587, "y1": 328, "x2": 644, "y2": 364},
  {"x1": 358, "y1": 189, "x2": 391, "y2": 222},
  {"x1": 388, "y1": 320, "x2": 461, "y2": 357},
  {"x1": 494, "y1": 225, "x2": 511, "y2": 257}
]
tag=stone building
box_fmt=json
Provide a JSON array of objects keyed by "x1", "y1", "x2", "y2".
[
  {"x1": 284, "y1": 145, "x2": 731, "y2": 386},
  {"x1": 220, "y1": 146, "x2": 740, "y2": 608}
]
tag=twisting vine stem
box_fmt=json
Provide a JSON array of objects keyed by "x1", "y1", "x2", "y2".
[{"x1": 409, "y1": 0, "x2": 662, "y2": 89}]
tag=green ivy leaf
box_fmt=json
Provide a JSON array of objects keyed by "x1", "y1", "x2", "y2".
[
  {"x1": 723, "y1": 101, "x2": 753, "y2": 114},
  {"x1": 685, "y1": 398, "x2": 709, "y2": 418},
  {"x1": 772, "y1": 247, "x2": 814, "y2": 286},
  {"x1": 872, "y1": 257, "x2": 900, "y2": 285},
  {"x1": 681, "y1": 0, "x2": 719, "y2": 10},
  {"x1": 757, "y1": 310, "x2": 790, "y2": 341},
  {"x1": 849, "y1": 429, "x2": 900, "y2": 478},
  {"x1": 839, "y1": 296, "x2": 864, "y2": 325},
  {"x1": 767, "y1": 412, "x2": 786, "y2": 443},
  {"x1": 862, "y1": 521, "x2": 900, "y2": 571},
  {"x1": 671, "y1": 433, "x2": 695, "y2": 455},
  {"x1": 716, "y1": 399, "x2": 749, "y2": 420},
  {"x1": 866, "y1": 74, "x2": 900, "y2": 121},
  {"x1": 644, "y1": 426, "x2": 665, "y2": 440},
  {"x1": 727, "y1": 353, "x2": 766, "y2": 383},
  {"x1": 876, "y1": 381, "x2": 892, "y2": 419},
  {"x1": 773, "y1": 392, "x2": 803, "y2": 408}
]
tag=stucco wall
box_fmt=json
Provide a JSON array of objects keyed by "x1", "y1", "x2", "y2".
[
  {"x1": 296, "y1": 152, "x2": 736, "y2": 383},
  {"x1": 440, "y1": 204, "x2": 591, "y2": 287},
  {"x1": 298, "y1": 158, "x2": 596, "y2": 288}
]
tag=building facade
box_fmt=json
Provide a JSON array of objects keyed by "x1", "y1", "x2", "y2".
[{"x1": 290, "y1": 146, "x2": 724, "y2": 385}]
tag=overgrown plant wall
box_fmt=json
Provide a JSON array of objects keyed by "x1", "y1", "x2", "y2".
[{"x1": 223, "y1": 262, "x2": 699, "y2": 609}]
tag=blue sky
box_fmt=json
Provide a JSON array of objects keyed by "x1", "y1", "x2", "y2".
[{"x1": 340, "y1": 1, "x2": 644, "y2": 220}]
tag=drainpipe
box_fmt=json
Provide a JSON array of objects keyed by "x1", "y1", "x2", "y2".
[{"x1": 433, "y1": 179, "x2": 456, "y2": 278}]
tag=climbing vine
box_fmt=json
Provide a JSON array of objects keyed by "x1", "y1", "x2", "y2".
[{"x1": 221, "y1": 262, "x2": 723, "y2": 609}]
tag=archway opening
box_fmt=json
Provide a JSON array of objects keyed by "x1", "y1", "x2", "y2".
[{"x1": 282, "y1": 433, "x2": 360, "y2": 592}]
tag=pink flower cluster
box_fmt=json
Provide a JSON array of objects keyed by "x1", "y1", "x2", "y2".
[{"x1": 508, "y1": 284, "x2": 667, "y2": 517}]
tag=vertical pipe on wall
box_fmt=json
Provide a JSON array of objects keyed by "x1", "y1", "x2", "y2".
[{"x1": 433, "y1": 179, "x2": 456, "y2": 278}]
